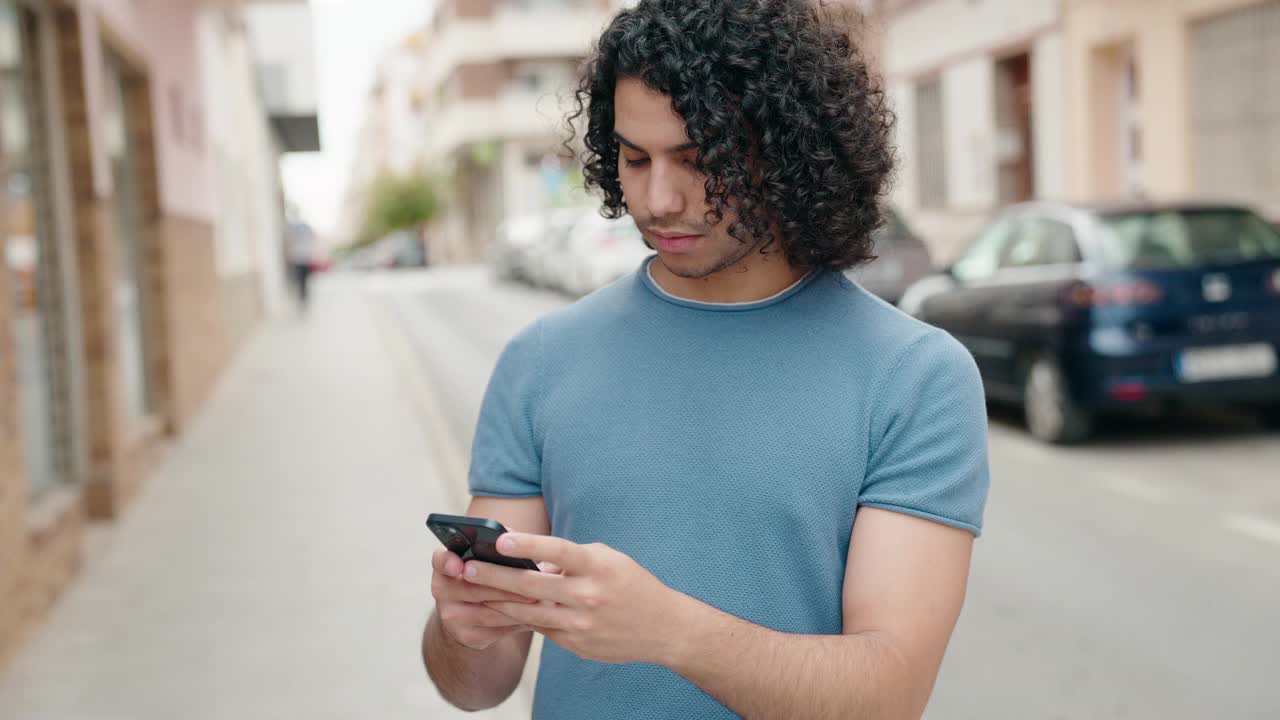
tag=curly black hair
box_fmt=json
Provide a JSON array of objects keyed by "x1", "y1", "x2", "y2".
[{"x1": 565, "y1": 0, "x2": 895, "y2": 272}]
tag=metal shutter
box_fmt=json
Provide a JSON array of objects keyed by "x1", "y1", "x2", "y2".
[
  {"x1": 1193, "y1": 0, "x2": 1280, "y2": 220},
  {"x1": 915, "y1": 77, "x2": 947, "y2": 209}
]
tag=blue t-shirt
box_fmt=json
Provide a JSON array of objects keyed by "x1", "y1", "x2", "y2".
[{"x1": 469, "y1": 257, "x2": 990, "y2": 719}]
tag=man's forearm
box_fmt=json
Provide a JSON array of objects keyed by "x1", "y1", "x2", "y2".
[
  {"x1": 422, "y1": 610, "x2": 531, "y2": 711},
  {"x1": 662, "y1": 600, "x2": 920, "y2": 720}
]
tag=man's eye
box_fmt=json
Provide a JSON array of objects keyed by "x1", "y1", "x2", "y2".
[{"x1": 624, "y1": 157, "x2": 649, "y2": 168}]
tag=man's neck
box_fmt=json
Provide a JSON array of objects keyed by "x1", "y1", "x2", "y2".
[{"x1": 649, "y1": 251, "x2": 811, "y2": 305}]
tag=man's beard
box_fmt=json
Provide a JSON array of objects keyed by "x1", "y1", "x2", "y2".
[
  {"x1": 636, "y1": 214, "x2": 765, "y2": 279},
  {"x1": 659, "y1": 236, "x2": 762, "y2": 279}
]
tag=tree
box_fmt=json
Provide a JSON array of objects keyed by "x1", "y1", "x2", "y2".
[{"x1": 357, "y1": 168, "x2": 443, "y2": 247}]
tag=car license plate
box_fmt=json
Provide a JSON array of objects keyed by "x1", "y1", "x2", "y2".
[{"x1": 1177, "y1": 343, "x2": 1278, "y2": 383}]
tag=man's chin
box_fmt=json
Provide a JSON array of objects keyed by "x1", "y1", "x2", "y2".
[
  {"x1": 655, "y1": 253, "x2": 722, "y2": 280},
  {"x1": 656, "y1": 247, "x2": 757, "y2": 280}
]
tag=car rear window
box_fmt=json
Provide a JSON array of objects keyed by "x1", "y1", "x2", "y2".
[{"x1": 1098, "y1": 209, "x2": 1280, "y2": 269}]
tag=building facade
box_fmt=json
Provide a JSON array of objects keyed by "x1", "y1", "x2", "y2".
[
  {"x1": 1063, "y1": 0, "x2": 1280, "y2": 220},
  {"x1": 331, "y1": 0, "x2": 620, "y2": 263},
  {"x1": 881, "y1": 0, "x2": 1279, "y2": 260},
  {"x1": 333, "y1": 32, "x2": 433, "y2": 252},
  {"x1": 881, "y1": 0, "x2": 1068, "y2": 260},
  {"x1": 0, "y1": 0, "x2": 318, "y2": 668}
]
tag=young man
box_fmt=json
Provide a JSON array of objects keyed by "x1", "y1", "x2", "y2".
[{"x1": 422, "y1": 2, "x2": 990, "y2": 718}]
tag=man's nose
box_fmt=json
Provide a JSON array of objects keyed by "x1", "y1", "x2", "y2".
[{"x1": 645, "y1": 163, "x2": 686, "y2": 218}]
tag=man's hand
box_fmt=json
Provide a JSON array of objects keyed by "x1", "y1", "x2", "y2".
[
  {"x1": 430, "y1": 548, "x2": 540, "y2": 650},
  {"x1": 462, "y1": 534, "x2": 690, "y2": 665}
]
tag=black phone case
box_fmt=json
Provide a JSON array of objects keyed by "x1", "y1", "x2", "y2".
[{"x1": 426, "y1": 514, "x2": 541, "y2": 571}]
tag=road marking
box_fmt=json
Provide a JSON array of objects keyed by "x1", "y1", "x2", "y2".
[
  {"x1": 1222, "y1": 512, "x2": 1280, "y2": 546},
  {"x1": 367, "y1": 293, "x2": 471, "y2": 511},
  {"x1": 1099, "y1": 474, "x2": 1172, "y2": 505}
]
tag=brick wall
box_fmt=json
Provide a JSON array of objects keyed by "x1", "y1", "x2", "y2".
[
  {"x1": 0, "y1": 497, "x2": 85, "y2": 670},
  {"x1": 161, "y1": 214, "x2": 231, "y2": 433},
  {"x1": 0, "y1": 6, "x2": 88, "y2": 673},
  {"x1": 2, "y1": 1, "x2": 258, "y2": 675},
  {"x1": 55, "y1": 7, "x2": 114, "y2": 490}
]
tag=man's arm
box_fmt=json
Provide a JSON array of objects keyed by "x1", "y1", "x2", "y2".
[
  {"x1": 423, "y1": 495, "x2": 550, "y2": 711},
  {"x1": 663, "y1": 507, "x2": 973, "y2": 719},
  {"x1": 475, "y1": 506, "x2": 973, "y2": 719}
]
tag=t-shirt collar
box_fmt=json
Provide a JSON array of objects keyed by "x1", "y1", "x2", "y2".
[{"x1": 639, "y1": 255, "x2": 818, "y2": 312}]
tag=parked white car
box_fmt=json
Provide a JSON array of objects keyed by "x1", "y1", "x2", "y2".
[
  {"x1": 559, "y1": 212, "x2": 652, "y2": 296},
  {"x1": 491, "y1": 214, "x2": 547, "y2": 283},
  {"x1": 522, "y1": 207, "x2": 593, "y2": 290}
]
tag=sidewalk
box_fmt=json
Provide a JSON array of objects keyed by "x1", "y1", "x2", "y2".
[{"x1": 0, "y1": 277, "x2": 531, "y2": 720}]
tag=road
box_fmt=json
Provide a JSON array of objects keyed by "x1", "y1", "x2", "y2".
[{"x1": 371, "y1": 265, "x2": 1280, "y2": 719}]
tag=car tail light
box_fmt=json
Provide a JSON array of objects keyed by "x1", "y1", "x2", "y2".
[
  {"x1": 1066, "y1": 280, "x2": 1164, "y2": 308},
  {"x1": 1108, "y1": 381, "x2": 1149, "y2": 402}
]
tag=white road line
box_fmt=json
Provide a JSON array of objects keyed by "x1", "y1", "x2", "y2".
[
  {"x1": 1221, "y1": 513, "x2": 1280, "y2": 546},
  {"x1": 1098, "y1": 474, "x2": 1173, "y2": 505}
]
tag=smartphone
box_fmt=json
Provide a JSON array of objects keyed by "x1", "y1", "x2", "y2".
[{"x1": 426, "y1": 514, "x2": 541, "y2": 572}]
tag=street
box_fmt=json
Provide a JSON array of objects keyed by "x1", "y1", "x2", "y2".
[
  {"x1": 375, "y1": 266, "x2": 1280, "y2": 720},
  {"x1": 2, "y1": 269, "x2": 1275, "y2": 719}
]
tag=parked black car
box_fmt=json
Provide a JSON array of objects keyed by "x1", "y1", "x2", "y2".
[{"x1": 900, "y1": 202, "x2": 1280, "y2": 443}]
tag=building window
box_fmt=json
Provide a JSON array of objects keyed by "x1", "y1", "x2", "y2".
[
  {"x1": 1, "y1": 0, "x2": 70, "y2": 496},
  {"x1": 509, "y1": 59, "x2": 574, "y2": 95},
  {"x1": 994, "y1": 51, "x2": 1035, "y2": 204},
  {"x1": 914, "y1": 77, "x2": 947, "y2": 209},
  {"x1": 103, "y1": 53, "x2": 155, "y2": 420}
]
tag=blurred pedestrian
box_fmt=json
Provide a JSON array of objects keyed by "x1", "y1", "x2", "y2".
[
  {"x1": 423, "y1": 2, "x2": 990, "y2": 718},
  {"x1": 285, "y1": 220, "x2": 317, "y2": 310}
]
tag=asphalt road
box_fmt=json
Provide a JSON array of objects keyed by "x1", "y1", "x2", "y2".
[{"x1": 372, "y1": 266, "x2": 1280, "y2": 720}]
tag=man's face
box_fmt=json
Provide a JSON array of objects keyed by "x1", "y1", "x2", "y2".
[{"x1": 613, "y1": 77, "x2": 757, "y2": 279}]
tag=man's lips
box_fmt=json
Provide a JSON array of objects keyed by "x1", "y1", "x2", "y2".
[
  {"x1": 649, "y1": 231, "x2": 703, "y2": 253},
  {"x1": 645, "y1": 230, "x2": 706, "y2": 253}
]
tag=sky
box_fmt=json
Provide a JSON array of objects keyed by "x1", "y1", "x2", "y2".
[{"x1": 280, "y1": 0, "x2": 434, "y2": 238}]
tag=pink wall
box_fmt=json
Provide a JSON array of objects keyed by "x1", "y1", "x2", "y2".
[{"x1": 76, "y1": 0, "x2": 213, "y2": 221}]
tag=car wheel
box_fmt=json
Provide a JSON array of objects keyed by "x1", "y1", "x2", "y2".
[
  {"x1": 1023, "y1": 355, "x2": 1093, "y2": 445},
  {"x1": 1258, "y1": 405, "x2": 1280, "y2": 429}
]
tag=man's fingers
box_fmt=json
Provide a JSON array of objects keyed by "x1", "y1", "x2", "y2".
[
  {"x1": 433, "y1": 549, "x2": 465, "y2": 578},
  {"x1": 433, "y1": 569, "x2": 537, "y2": 605},
  {"x1": 495, "y1": 533, "x2": 593, "y2": 573},
  {"x1": 442, "y1": 602, "x2": 533, "y2": 629},
  {"x1": 486, "y1": 601, "x2": 575, "y2": 631},
  {"x1": 445, "y1": 623, "x2": 533, "y2": 650},
  {"x1": 450, "y1": 583, "x2": 538, "y2": 605},
  {"x1": 463, "y1": 560, "x2": 571, "y2": 604}
]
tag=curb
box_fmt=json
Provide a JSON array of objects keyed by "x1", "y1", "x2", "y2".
[
  {"x1": 366, "y1": 287, "x2": 540, "y2": 717},
  {"x1": 367, "y1": 291, "x2": 471, "y2": 510}
]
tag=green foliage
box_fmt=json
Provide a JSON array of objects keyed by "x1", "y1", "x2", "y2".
[{"x1": 358, "y1": 169, "x2": 443, "y2": 247}]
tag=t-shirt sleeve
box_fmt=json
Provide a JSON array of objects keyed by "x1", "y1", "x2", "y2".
[
  {"x1": 468, "y1": 321, "x2": 543, "y2": 498},
  {"x1": 859, "y1": 329, "x2": 991, "y2": 536}
]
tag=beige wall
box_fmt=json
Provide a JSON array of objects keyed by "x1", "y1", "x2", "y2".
[{"x1": 1064, "y1": 0, "x2": 1267, "y2": 202}]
